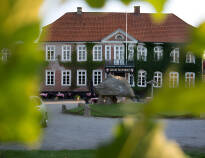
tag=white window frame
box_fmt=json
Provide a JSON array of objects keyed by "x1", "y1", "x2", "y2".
[
  {"x1": 77, "y1": 69, "x2": 87, "y2": 86},
  {"x1": 114, "y1": 45, "x2": 124, "y2": 65},
  {"x1": 137, "y1": 45, "x2": 147, "y2": 61},
  {"x1": 154, "y1": 46, "x2": 163, "y2": 61},
  {"x1": 128, "y1": 45, "x2": 134, "y2": 61},
  {"x1": 170, "y1": 48, "x2": 179, "y2": 63},
  {"x1": 93, "y1": 45, "x2": 102, "y2": 61},
  {"x1": 61, "y1": 45, "x2": 71, "y2": 61},
  {"x1": 46, "y1": 45, "x2": 56, "y2": 61},
  {"x1": 137, "y1": 70, "x2": 147, "y2": 87},
  {"x1": 46, "y1": 70, "x2": 55, "y2": 86},
  {"x1": 61, "y1": 70, "x2": 71, "y2": 86},
  {"x1": 92, "y1": 69, "x2": 103, "y2": 86},
  {"x1": 1, "y1": 48, "x2": 9, "y2": 61},
  {"x1": 169, "y1": 72, "x2": 179, "y2": 88},
  {"x1": 185, "y1": 72, "x2": 195, "y2": 88},
  {"x1": 153, "y1": 71, "x2": 163, "y2": 88},
  {"x1": 128, "y1": 73, "x2": 135, "y2": 87},
  {"x1": 186, "y1": 52, "x2": 195, "y2": 64},
  {"x1": 105, "y1": 45, "x2": 111, "y2": 60},
  {"x1": 77, "y1": 45, "x2": 87, "y2": 62}
]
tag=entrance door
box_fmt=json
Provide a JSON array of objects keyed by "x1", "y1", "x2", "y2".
[
  {"x1": 114, "y1": 72, "x2": 125, "y2": 77},
  {"x1": 114, "y1": 45, "x2": 124, "y2": 65}
]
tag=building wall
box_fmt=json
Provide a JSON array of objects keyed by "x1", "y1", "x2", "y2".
[{"x1": 40, "y1": 42, "x2": 202, "y2": 97}]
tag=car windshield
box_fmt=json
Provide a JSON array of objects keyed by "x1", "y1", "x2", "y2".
[{"x1": 31, "y1": 97, "x2": 42, "y2": 106}]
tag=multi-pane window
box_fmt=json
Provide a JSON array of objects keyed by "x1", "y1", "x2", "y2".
[
  {"x1": 169, "y1": 72, "x2": 179, "y2": 88},
  {"x1": 153, "y1": 71, "x2": 163, "y2": 88},
  {"x1": 1, "y1": 48, "x2": 9, "y2": 61},
  {"x1": 105, "y1": 45, "x2": 111, "y2": 60},
  {"x1": 77, "y1": 45, "x2": 87, "y2": 61},
  {"x1": 137, "y1": 70, "x2": 147, "y2": 87},
  {"x1": 62, "y1": 45, "x2": 71, "y2": 61},
  {"x1": 154, "y1": 46, "x2": 163, "y2": 61},
  {"x1": 186, "y1": 52, "x2": 195, "y2": 64},
  {"x1": 170, "y1": 48, "x2": 179, "y2": 63},
  {"x1": 46, "y1": 70, "x2": 55, "y2": 86},
  {"x1": 77, "y1": 70, "x2": 87, "y2": 86},
  {"x1": 93, "y1": 45, "x2": 102, "y2": 61},
  {"x1": 185, "y1": 72, "x2": 195, "y2": 88},
  {"x1": 46, "y1": 45, "x2": 55, "y2": 61},
  {"x1": 61, "y1": 70, "x2": 71, "y2": 86},
  {"x1": 128, "y1": 73, "x2": 135, "y2": 87},
  {"x1": 114, "y1": 45, "x2": 124, "y2": 65},
  {"x1": 137, "y1": 45, "x2": 147, "y2": 61},
  {"x1": 93, "y1": 70, "x2": 102, "y2": 86},
  {"x1": 128, "y1": 45, "x2": 134, "y2": 61}
]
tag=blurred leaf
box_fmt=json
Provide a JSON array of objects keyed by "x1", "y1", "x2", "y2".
[
  {"x1": 145, "y1": 0, "x2": 167, "y2": 12},
  {"x1": 144, "y1": 83, "x2": 205, "y2": 117},
  {"x1": 121, "y1": 0, "x2": 132, "y2": 5},
  {"x1": 85, "y1": 0, "x2": 106, "y2": 8},
  {"x1": 97, "y1": 119, "x2": 186, "y2": 158},
  {"x1": 187, "y1": 22, "x2": 205, "y2": 55},
  {"x1": 0, "y1": 0, "x2": 43, "y2": 144}
]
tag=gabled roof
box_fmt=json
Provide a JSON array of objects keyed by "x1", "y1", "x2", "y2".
[{"x1": 40, "y1": 12, "x2": 194, "y2": 43}]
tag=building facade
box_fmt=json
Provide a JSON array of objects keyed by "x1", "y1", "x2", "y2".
[{"x1": 39, "y1": 6, "x2": 201, "y2": 98}]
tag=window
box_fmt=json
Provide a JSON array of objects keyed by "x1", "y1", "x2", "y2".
[
  {"x1": 77, "y1": 70, "x2": 87, "y2": 86},
  {"x1": 77, "y1": 45, "x2": 87, "y2": 61},
  {"x1": 137, "y1": 70, "x2": 147, "y2": 87},
  {"x1": 170, "y1": 48, "x2": 179, "y2": 63},
  {"x1": 137, "y1": 45, "x2": 147, "y2": 61},
  {"x1": 61, "y1": 70, "x2": 71, "y2": 86},
  {"x1": 114, "y1": 45, "x2": 124, "y2": 65},
  {"x1": 93, "y1": 45, "x2": 102, "y2": 61},
  {"x1": 153, "y1": 72, "x2": 162, "y2": 88},
  {"x1": 105, "y1": 45, "x2": 111, "y2": 60},
  {"x1": 186, "y1": 52, "x2": 195, "y2": 64},
  {"x1": 46, "y1": 70, "x2": 55, "y2": 86},
  {"x1": 1, "y1": 48, "x2": 9, "y2": 61},
  {"x1": 128, "y1": 45, "x2": 134, "y2": 61},
  {"x1": 93, "y1": 70, "x2": 102, "y2": 86},
  {"x1": 185, "y1": 72, "x2": 195, "y2": 88},
  {"x1": 62, "y1": 45, "x2": 71, "y2": 61},
  {"x1": 169, "y1": 72, "x2": 179, "y2": 88},
  {"x1": 115, "y1": 34, "x2": 124, "y2": 40},
  {"x1": 46, "y1": 45, "x2": 55, "y2": 61},
  {"x1": 128, "y1": 73, "x2": 135, "y2": 87},
  {"x1": 154, "y1": 46, "x2": 163, "y2": 61}
]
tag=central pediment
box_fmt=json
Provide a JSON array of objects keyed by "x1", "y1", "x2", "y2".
[{"x1": 101, "y1": 29, "x2": 138, "y2": 43}]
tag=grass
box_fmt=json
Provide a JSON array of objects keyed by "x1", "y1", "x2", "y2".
[
  {"x1": 65, "y1": 103, "x2": 142, "y2": 117},
  {"x1": 0, "y1": 150, "x2": 204, "y2": 158},
  {"x1": 0, "y1": 150, "x2": 96, "y2": 158}
]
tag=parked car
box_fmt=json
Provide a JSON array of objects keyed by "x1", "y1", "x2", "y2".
[{"x1": 30, "y1": 96, "x2": 48, "y2": 127}]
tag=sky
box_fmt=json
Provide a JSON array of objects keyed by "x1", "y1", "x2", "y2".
[{"x1": 40, "y1": 0, "x2": 205, "y2": 27}]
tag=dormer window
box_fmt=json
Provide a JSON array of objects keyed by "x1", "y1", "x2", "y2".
[
  {"x1": 115, "y1": 34, "x2": 124, "y2": 41},
  {"x1": 186, "y1": 52, "x2": 195, "y2": 64},
  {"x1": 154, "y1": 46, "x2": 163, "y2": 61}
]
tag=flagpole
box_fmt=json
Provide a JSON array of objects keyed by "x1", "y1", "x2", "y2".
[{"x1": 125, "y1": 11, "x2": 128, "y2": 65}]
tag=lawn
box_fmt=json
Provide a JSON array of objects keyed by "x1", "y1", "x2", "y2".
[
  {"x1": 65, "y1": 103, "x2": 142, "y2": 117},
  {"x1": 0, "y1": 150, "x2": 204, "y2": 158},
  {"x1": 0, "y1": 150, "x2": 96, "y2": 158}
]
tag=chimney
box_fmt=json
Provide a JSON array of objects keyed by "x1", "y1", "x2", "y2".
[
  {"x1": 77, "y1": 7, "x2": 82, "y2": 15},
  {"x1": 134, "y1": 6, "x2": 140, "y2": 15}
]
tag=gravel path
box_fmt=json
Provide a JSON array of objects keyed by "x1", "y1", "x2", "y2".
[{"x1": 0, "y1": 103, "x2": 205, "y2": 150}]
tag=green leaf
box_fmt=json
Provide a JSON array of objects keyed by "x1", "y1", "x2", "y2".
[
  {"x1": 85, "y1": 0, "x2": 106, "y2": 8},
  {"x1": 121, "y1": 0, "x2": 132, "y2": 5}
]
